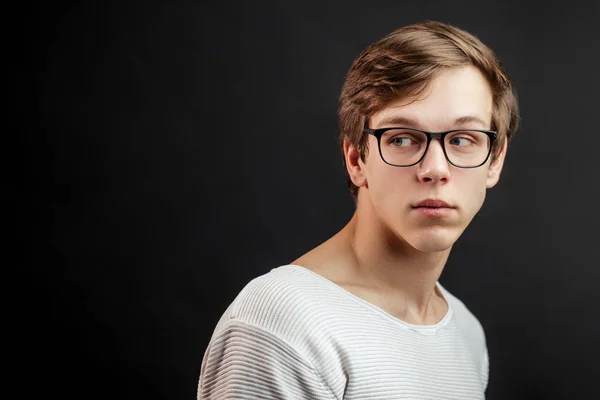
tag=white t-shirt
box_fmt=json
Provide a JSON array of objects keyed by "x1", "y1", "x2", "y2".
[{"x1": 199, "y1": 265, "x2": 489, "y2": 399}]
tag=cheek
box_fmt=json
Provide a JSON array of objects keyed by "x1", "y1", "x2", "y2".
[
  {"x1": 455, "y1": 171, "x2": 488, "y2": 213},
  {"x1": 368, "y1": 166, "x2": 413, "y2": 214}
]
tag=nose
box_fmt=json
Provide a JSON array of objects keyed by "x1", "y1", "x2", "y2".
[{"x1": 416, "y1": 139, "x2": 451, "y2": 183}]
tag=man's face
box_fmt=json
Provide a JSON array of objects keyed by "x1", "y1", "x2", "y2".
[{"x1": 353, "y1": 66, "x2": 506, "y2": 253}]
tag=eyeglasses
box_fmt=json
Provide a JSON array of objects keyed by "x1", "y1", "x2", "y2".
[{"x1": 363, "y1": 127, "x2": 497, "y2": 168}]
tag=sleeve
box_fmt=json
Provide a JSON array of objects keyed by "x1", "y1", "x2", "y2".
[
  {"x1": 198, "y1": 319, "x2": 338, "y2": 400},
  {"x1": 481, "y1": 345, "x2": 489, "y2": 392}
]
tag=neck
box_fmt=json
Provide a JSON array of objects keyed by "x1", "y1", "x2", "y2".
[{"x1": 339, "y1": 205, "x2": 451, "y2": 320}]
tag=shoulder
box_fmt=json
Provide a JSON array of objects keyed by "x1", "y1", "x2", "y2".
[
  {"x1": 200, "y1": 266, "x2": 342, "y2": 399},
  {"x1": 438, "y1": 283, "x2": 488, "y2": 351},
  {"x1": 438, "y1": 283, "x2": 490, "y2": 390},
  {"x1": 212, "y1": 265, "x2": 336, "y2": 341},
  {"x1": 438, "y1": 283, "x2": 488, "y2": 367}
]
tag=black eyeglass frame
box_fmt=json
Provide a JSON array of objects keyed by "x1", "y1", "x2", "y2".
[{"x1": 363, "y1": 127, "x2": 497, "y2": 168}]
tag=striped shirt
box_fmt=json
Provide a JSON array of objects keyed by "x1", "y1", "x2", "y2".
[{"x1": 199, "y1": 265, "x2": 489, "y2": 399}]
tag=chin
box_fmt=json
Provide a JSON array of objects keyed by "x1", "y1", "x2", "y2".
[
  {"x1": 403, "y1": 228, "x2": 461, "y2": 253},
  {"x1": 409, "y1": 239, "x2": 454, "y2": 253}
]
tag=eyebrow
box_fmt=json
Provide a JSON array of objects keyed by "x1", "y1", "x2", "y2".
[
  {"x1": 453, "y1": 116, "x2": 489, "y2": 129},
  {"x1": 375, "y1": 115, "x2": 490, "y2": 130}
]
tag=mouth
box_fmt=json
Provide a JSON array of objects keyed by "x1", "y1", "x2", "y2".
[
  {"x1": 413, "y1": 199, "x2": 455, "y2": 209},
  {"x1": 412, "y1": 199, "x2": 456, "y2": 218}
]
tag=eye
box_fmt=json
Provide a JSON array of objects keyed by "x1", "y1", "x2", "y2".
[
  {"x1": 381, "y1": 129, "x2": 425, "y2": 149},
  {"x1": 390, "y1": 137, "x2": 414, "y2": 147},
  {"x1": 448, "y1": 136, "x2": 474, "y2": 147}
]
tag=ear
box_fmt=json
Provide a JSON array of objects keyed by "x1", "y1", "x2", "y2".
[
  {"x1": 486, "y1": 139, "x2": 508, "y2": 189},
  {"x1": 343, "y1": 139, "x2": 368, "y2": 188}
]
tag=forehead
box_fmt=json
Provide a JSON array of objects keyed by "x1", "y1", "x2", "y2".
[{"x1": 370, "y1": 66, "x2": 493, "y2": 130}]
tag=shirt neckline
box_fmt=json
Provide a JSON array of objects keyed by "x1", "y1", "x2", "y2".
[{"x1": 278, "y1": 264, "x2": 453, "y2": 336}]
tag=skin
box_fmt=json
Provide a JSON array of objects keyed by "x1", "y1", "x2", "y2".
[{"x1": 293, "y1": 65, "x2": 507, "y2": 325}]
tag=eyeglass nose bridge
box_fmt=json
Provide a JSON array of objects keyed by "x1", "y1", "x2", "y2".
[
  {"x1": 429, "y1": 132, "x2": 444, "y2": 141},
  {"x1": 421, "y1": 132, "x2": 447, "y2": 154},
  {"x1": 421, "y1": 131, "x2": 449, "y2": 163}
]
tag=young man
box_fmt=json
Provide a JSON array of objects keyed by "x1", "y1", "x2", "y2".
[{"x1": 199, "y1": 21, "x2": 519, "y2": 399}]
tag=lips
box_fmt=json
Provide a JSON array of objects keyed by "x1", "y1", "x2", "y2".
[
  {"x1": 412, "y1": 200, "x2": 455, "y2": 218},
  {"x1": 413, "y1": 199, "x2": 454, "y2": 208}
]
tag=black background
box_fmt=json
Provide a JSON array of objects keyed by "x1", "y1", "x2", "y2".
[{"x1": 21, "y1": 1, "x2": 599, "y2": 399}]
